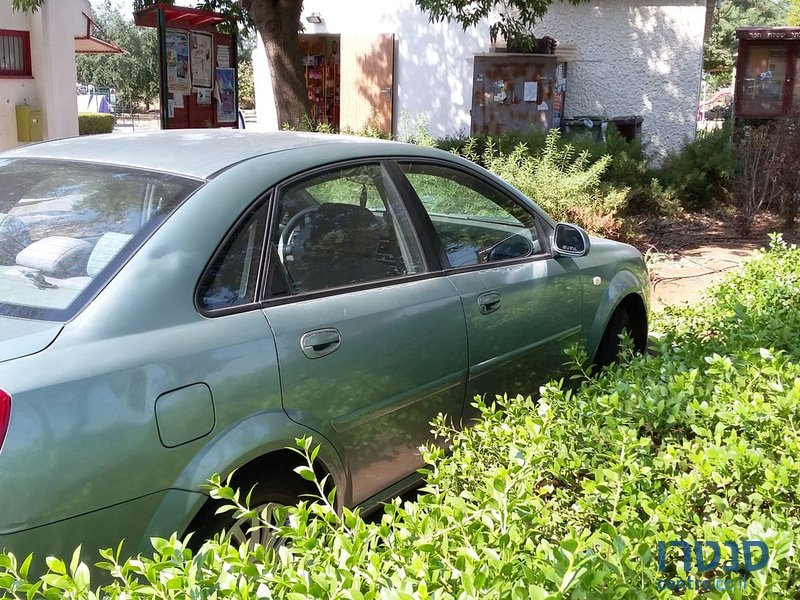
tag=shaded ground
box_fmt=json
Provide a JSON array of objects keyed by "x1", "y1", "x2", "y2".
[{"x1": 639, "y1": 212, "x2": 798, "y2": 311}]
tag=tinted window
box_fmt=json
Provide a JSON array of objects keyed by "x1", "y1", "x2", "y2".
[
  {"x1": 198, "y1": 203, "x2": 268, "y2": 311},
  {"x1": 399, "y1": 163, "x2": 543, "y2": 268},
  {"x1": 271, "y1": 163, "x2": 426, "y2": 295},
  {"x1": 0, "y1": 158, "x2": 201, "y2": 320}
]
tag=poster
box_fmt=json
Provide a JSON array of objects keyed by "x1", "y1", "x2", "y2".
[
  {"x1": 173, "y1": 93, "x2": 184, "y2": 109},
  {"x1": 553, "y1": 78, "x2": 566, "y2": 128},
  {"x1": 166, "y1": 29, "x2": 190, "y2": 91},
  {"x1": 523, "y1": 81, "x2": 538, "y2": 102},
  {"x1": 167, "y1": 99, "x2": 175, "y2": 118},
  {"x1": 215, "y1": 67, "x2": 236, "y2": 122},
  {"x1": 216, "y1": 45, "x2": 230, "y2": 68},
  {"x1": 197, "y1": 89, "x2": 212, "y2": 106},
  {"x1": 492, "y1": 80, "x2": 506, "y2": 102},
  {"x1": 191, "y1": 32, "x2": 213, "y2": 89}
]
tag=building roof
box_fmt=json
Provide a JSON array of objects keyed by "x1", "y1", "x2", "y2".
[{"x1": 133, "y1": 3, "x2": 226, "y2": 30}]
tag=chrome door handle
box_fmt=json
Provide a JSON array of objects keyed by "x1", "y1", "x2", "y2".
[
  {"x1": 477, "y1": 291, "x2": 502, "y2": 315},
  {"x1": 301, "y1": 328, "x2": 341, "y2": 359}
]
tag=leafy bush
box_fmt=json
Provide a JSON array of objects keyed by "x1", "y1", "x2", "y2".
[
  {"x1": 238, "y1": 60, "x2": 255, "y2": 110},
  {"x1": 4, "y1": 234, "x2": 799, "y2": 597},
  {"x1": 657, "y1": 125, "x2": 737, "y2": 212},
  {"x1": 464, "y1": 130, "x2": 627, "y2": 236},
  {"x1": 438, "y1": 129, "x2": 549, "y2": 160},
  {"x1": 78, "y1": 113, "x2": 115, "y2": 136}
]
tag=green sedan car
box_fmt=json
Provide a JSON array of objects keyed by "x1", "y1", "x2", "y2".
[{"x1": 0, "y1": 131, "x2": 649, "y2": 563}]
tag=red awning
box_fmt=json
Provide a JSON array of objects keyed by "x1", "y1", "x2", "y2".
[
  {"x1": 134, "y1": 3, "x2": 226, "y2": 30},
  {"x1": 75, "y1": 12, "x2": 123, "y2": 54}
]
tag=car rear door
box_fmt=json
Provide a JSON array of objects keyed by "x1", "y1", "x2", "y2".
[
  {"x1": 393, "y1": 160, "x2": 584, "y2": 407},
  {"x1": 261, "y1": 161, "x2": 467, "y2": 504}
]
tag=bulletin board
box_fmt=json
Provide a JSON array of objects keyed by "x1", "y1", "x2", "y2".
[{"x1": 134, "y1": 3, "x2": 239, "y2": 130}]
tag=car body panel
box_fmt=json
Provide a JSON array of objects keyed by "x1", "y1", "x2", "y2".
[
  {"x1": 0, "y1": 131, "x2": 649, "y2": 565},
  {"x1": 0, "y1": 318, "x2": 62, "y2": 362},
  {"x1": 448, "y1": 255, "x2": 584, "y2": 406},
  {"x1": 264, "y1": 277, "x2": 468, "y2": 503},
  {"x1": 572, "y1": 238, "x2": 650, "y2": 358}
]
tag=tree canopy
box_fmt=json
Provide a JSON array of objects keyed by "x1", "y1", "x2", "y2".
[
  {"x1": 704, "y1": 0, "x2": 788, "y2": 87},
  {"x1": 415, "y1": 0, "x2": 589, "y2": 45},
  {"x1": 76, "y1": 1, "x2": 160, "y2": 111},
  {"x1": 11, "y1": 0, "x2": 44, "y2": 13}
]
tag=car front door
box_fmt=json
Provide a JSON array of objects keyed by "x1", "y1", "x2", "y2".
[
  {"x1": 261, "y1": 162, "x2": 467, "y2": 504},
  {"x1": 394, "y1": 160, "x2": 584, "y2": 407}
]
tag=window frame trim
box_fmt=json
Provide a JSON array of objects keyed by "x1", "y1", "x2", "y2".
[{"x1": 0, "y1": 29, "x2": 33, "y2": 79}]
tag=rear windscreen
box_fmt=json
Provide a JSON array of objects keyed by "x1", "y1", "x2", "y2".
[{"x1": 0, "y1": 158, "x2": 202, "y2": 320}]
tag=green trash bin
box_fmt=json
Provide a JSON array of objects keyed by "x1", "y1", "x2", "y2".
[{"x1": 561, "y1": 116, "x2": 607, "y2": 142}]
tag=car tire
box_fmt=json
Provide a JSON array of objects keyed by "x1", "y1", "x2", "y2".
[
  {"x1": 595, "y1": 307, "x2": 634, "y2": 368},
  {"x1": 187, "y1": 475, "x2": 310, "y2": 554}
]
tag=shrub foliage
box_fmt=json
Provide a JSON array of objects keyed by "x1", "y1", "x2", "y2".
[
  {"x1": 1, "y1": 236, "x2": 799, "y2": 597},
  {"x1": 463, "y1": 130, "x2": 627, "y2": 236},
  {"x1": 78, "y1": 113, "x2": 115, "y2": 136}
]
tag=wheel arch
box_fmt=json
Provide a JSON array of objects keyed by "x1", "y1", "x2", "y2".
[
  {"x1": 586, "y1": 269, "x2": 649, "y2": 361},
  {"x1": 139, "y1": 410, "x2": 347, "y2": 549}
]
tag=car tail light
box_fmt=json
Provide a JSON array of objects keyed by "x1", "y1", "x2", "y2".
[{"x1": 0, "y1": 389, "x2": 10, "y2": 451}]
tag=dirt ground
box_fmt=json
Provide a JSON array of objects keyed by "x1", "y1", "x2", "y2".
[{"x1": 639, "y1": 212, "x2": 798, "y2": 312}]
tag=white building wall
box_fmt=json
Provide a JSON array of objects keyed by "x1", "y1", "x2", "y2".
[
  {"x1": 0, "y1": 0, "x2": 88, "y2": 151},
  {"x1": 532, "y1": 0, "x2": 706, "y2": 159},
  {"x1": 253, "y1": 0, "x2": 490, "y2": 138},
  {"x1": 0, "y1": 2, "x2": 38, "y2": 151},
  {"x1": 253, "y1": 0, "x2": 704, "y2": 157}
]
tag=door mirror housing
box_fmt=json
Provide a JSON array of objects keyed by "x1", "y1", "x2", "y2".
[{"x1": 552, "y1": 223, "x2": 591, "y2": 257}]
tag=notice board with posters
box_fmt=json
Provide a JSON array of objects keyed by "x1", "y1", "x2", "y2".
[{"x1": 134, "y1": 3, "x2": 238, "y2": 130}]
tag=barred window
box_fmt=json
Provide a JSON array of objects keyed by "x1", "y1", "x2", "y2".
[{"x1": 0, "y1": 30, "x2": 32, "y2": 77}]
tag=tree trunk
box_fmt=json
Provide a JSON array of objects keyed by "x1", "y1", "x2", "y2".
[{"x1": 243, "y1": 0, "x2": 308, "y2": 128}]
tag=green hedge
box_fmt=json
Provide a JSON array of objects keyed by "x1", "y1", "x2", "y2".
[
  {"x1": 78, "y1": 113, "x2": 115, "y2": 136},
  {"x1": 2, "y1": 236, "x2": 800, "y2": 598}
]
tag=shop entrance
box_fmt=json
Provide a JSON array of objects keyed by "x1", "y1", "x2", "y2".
[
  {"x1": 300, "y1": 34, "x2": 395, "y2": 135},
  {"x1": 301, "y1": 35, "x2": 340, "y2": 128}
]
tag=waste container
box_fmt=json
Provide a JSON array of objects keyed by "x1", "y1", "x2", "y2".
[
  {"x1": 608, "y1": 115, "x2": 643, "y2": 142},
  {"x1": 562, "y1": 115, "x2": 643, "y2": 143},
  {"x1": 562, "y1": 116, "x2": 607, "y2": 142},
  {"x1": 16, "y1": 105, "x2": 44, "y2": 143}
]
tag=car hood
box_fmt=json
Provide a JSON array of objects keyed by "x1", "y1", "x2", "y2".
[{"x1": 0, "y1": 317, "x2": 63, "y2": 363}]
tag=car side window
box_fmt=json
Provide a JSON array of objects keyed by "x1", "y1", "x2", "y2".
[
  {"x1": 198, "y1": 202, "x2": 268, "y2": 311},
  {"x1": 398, "y1": 163, "x2": 544, "y2": 268},
  {"x1": 270, "y1": 163, "x2": 426, "y2": 295}
]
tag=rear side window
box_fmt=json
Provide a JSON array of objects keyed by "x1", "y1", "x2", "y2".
[
  {"x1": 0, "y1": 158, "x2": 201, "y2": 320},
  {"x1": 197, "y1": 202, "x2": 268, "y2": 312}
]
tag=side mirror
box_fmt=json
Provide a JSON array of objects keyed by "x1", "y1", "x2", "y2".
[{"x1": 552, "y1": 223, "x2": 590, "y2": 257}]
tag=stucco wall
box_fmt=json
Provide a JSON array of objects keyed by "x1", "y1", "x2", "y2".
[
  {"x1": 532, "y1": 0, "x2": 706, "y2": 159},
  {"x1": 253, "y1": 0, "x2": 490, "y2": 138},
  {"x1": 0, "y1": 0, "x2": 88, "y2": 151}
]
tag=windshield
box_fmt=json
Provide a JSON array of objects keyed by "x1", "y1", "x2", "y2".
[{"x1": 0, "y1": 158, "x2": 202, "y2": 321}]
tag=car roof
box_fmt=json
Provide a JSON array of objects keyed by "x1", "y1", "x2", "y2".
[{"x1": 1, "y1": 130, "x2": 442, "y2": 180}]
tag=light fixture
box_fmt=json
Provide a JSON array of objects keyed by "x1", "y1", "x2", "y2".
[{"x1": 305, "y1": 12, "x2": 323, "y2": 24}]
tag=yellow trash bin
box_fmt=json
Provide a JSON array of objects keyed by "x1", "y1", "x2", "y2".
[{"x1": 16, "y1": 105, "x2": 44, "y2": 143}]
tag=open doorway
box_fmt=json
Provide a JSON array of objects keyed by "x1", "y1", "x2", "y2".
[
  {"x1": 301, "y1": 34, "x2": 340, "y2": 129},
  {"x1": 300, "y1": 33, "x2": 394, "y2": 135}
]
